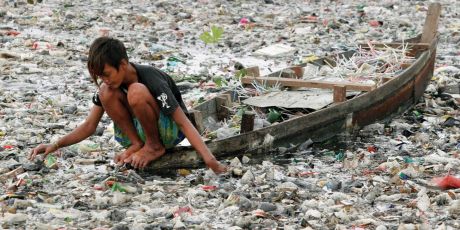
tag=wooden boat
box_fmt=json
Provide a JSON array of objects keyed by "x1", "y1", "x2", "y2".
[{"x1": 147, "y1": 3, "x2": 441, "y2": 171}]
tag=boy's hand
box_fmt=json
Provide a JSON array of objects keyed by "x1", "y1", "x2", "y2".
[
  {"x1": 206, "y1": 159, "x2": 227, "y2": 174},
  {"x1": 29, "y1": 144, "x2": 59, "y2": 161}
]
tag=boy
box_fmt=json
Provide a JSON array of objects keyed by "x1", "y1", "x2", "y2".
[{"x1": 29, "y1": 37, "x2": 226, "y2": 174}]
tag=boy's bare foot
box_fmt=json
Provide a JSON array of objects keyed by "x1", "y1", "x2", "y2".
[
  {"x1": 124, "y1": 145, "x2": 165, "y2": 169},
  {"x1": 114, "y1": 144, "x2": 142, "y2": 165}
]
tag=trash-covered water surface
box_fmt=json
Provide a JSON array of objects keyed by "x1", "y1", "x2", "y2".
[{"x1": 1, "y1": 0, "x2": 460, "y2": 229}]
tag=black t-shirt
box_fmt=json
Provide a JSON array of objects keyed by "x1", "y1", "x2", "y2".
[{"x1": 92, "y1": 63, "x2": 187, "y2": 115}]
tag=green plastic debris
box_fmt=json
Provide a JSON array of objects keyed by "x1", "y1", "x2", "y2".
[
  {"x1": 267, "y1": 108, "x2": 281, "y2": 123},
  {"x1": 167, "y1": 56, "x2": 184, "y2": 63},
  {"x1": 335, "y1": 152, "x2": 345, "y2": 161},
  {"x1": 235, "y1": 69, "x2": 247, "y2": 79},
  {"x1": 78, "y1": 141, "x2": 100, "y2": 153},
  {"x1": 412, "y1": 110, "x2": 422, "y2": 118},
  {"x1": 197, "y1": 97, "x2": 206, "y2": 104},
  {"x1": 212, "y1": 76, "x2": 226, "y2": 88},
  {"x1": 403, "y1": 156, "x2": 424, "y2": 164},
  {"x1": 111, "y1": 182, "x2": 127, "y2": 193},
  {"x1": 166, "y1": 57, "x2": 185, "y2": 69},
  {"x1": 399, "y1": 172, "x2": 410, "y2": 180},
  {"x1": 45, "y1": 155, "x2": 57, "y2": 168}
]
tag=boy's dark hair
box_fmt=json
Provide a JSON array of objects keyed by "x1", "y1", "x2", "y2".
[{"x1": 87, "y1": 37, "x2": 128, "y2": 86}]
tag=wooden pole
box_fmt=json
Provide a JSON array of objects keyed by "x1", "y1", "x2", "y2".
[
  {"x1": 216, "y1": 94, "x2": 232, "y2": 121},
  {"x1": 240, "y1": 111, "x2": 255, "y2": 133},
  {"x1": 333, "y1": 85, "x2": 347, "y2": 103},
  {"x1": 421, "y1": 3, "x2": 441, "y2": 44}
]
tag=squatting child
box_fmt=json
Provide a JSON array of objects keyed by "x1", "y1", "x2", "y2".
[{"x1": 29, "y1": 37, "x2": 227, "y2": 174}]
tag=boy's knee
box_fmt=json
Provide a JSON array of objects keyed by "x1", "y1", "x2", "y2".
[
  {"x1": 127, "y1": 83, "x2": 150, "y2": 106},
  {"x1": 99, "y1": 83, "x2": 121, "y2": 102}
]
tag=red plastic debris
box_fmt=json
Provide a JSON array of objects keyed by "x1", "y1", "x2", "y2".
[
  {"x1": 201, "y1": 185, "x2": 217, "y2": 191},
  {"x1": 367, "y1": 145, "x2": 377, "y2": 153},
  {"x1": 239, "y1": 17, "x2": 249, "y2": 27},
  {"x1": 363, "y1": 169, "x2": 380, "y2": 176},
  {"x1": 253, "y1": 209, "x2": 267, "y2": 218},
  {"x1": 433, "y1": 175, "x2": 460, "y2": 190},
  {"x1": 3, "y1": 145, "x2": 14, "y2": 149},
  {"x1": 105, "y1": 180, "x2": 116, "y2": 187},
  {"x1": 6, "y1": 30, "x2": 20, "y2": 36},
  {"x1": 173, "y1": 206, "x2": 192, "y2": 217},
  {"x1": 369, "y1": 20, "x2": 383, "y2": 27},
  {"x1": 302, "y1": 15, "x2": 318, "y2": 22},
  {"x1": 93, "y1": 184, "x2": 105, "y2": 191},
  {"x1": 32, "y1": 41, "x2": 53, "y2": 50},
  {"x1": 238, "y1": 17, "x2": 255, "y2": 30}
]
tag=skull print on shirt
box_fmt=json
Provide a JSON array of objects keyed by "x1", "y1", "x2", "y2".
[{"x1": 157, "y1": 92, "x2": 171, "y2": 108}]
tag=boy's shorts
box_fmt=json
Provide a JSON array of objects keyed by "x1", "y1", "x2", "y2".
[{"x1": 114, "y1": 112, "x2": 185, "y2": 149}]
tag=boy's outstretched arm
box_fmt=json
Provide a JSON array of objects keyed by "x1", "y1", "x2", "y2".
[
  {"x1": 171, "y1": 107, "x2": 227, "y2": 174},
  {"x1": 29, "y1": 105, "x2": 104, "y2": 160}
]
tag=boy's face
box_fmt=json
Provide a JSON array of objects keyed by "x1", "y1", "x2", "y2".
[{"x1": 99, "y1": 61, "x2": 127, "y2": 89}]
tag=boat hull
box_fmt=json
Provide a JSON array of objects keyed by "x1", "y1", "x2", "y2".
[{"x1": 147, "y1": 40, "x2": 437, "y2": 170}]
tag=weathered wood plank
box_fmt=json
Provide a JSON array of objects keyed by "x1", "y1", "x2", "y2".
[
  {"x1": 241, "y1": 76, "x2": 375, "y2": 91},
  {"x1": 333, "y1": 85, "x2": 347, "y2": 103},
  {"x1": 193, "y1": 97, "x2": 217, "y2": 119},
  {"x1": 382, "y1": 77, "x2": 393, "y2": 84},
  {"x1": 215, "y1": 94, "x2": 231, "y2": 121},
  {"x1": 421, "y1": 3, "x2": 441, "y2": 44},
  {"x1": 188, "y1": 109, "x2": 204, "y2": 134},
  {"x1": 242, "y1": 90, "x2": 336, "y2": 110},
  {"x1": 265, "y1": 66, "x2": 305, "y2": 79}
]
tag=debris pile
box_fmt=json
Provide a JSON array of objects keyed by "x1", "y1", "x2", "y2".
[
  {"x1": 0, "y1": 0, "x2": 459, "y2": 229},
  {"x1": 310, "y1": 43, "x2": 416, "y2": 85}
]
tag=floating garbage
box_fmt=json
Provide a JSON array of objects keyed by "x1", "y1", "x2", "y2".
[
  {"x1": 433, "y1": 175, "x2": 460, "y2": 190},
  {"x1": 0, "y1": 0, "x2": 459, "y2": 229}
]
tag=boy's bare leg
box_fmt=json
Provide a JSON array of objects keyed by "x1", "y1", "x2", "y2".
[
  {"x1": 124, "y1": 83, "x2": 165, "y2": 169},
  {"x1": 99, "y1": 84, "x2": 144, "y2": 164}
]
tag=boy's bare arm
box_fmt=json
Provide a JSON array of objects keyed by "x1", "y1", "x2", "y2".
[
  {"x1": 171, "y1": 107, "x2": 226, "y2": 174},
  {"x1": 29, "y1": 105, "x2": 104, "y2": 160}
]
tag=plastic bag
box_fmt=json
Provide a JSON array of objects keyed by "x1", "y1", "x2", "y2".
[{"x1": 433, "y1": 175, "x2": 460, "y2": 190}]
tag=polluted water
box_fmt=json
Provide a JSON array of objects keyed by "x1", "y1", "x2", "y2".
[{"x1": 1, "y1": 0, "x2": 460, "y2": 229}]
